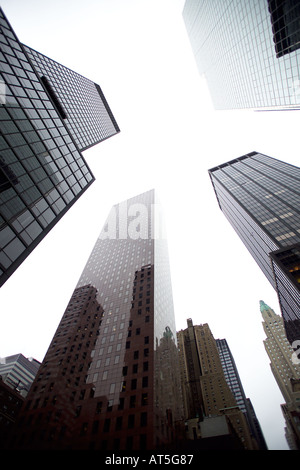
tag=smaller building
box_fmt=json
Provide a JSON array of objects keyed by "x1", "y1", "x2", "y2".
[
  {"x1": 0, "y1": 353, "x2": 40, "y2": 397},
  {"x1": 0, "y1": 378, "x2": 24, "y2": 448},
  {"x1": 260, "y1": 300, "x2": 300, "y2": 449},
  {"x1": 0, "y1": 353, "x2": 40, "y2": 450},
  {"x1": 216, "y1": 338, "x2": 268, "y2": 449},
  {"x1": 177, "y1": 319, "x2": 257, "y2": 449}
]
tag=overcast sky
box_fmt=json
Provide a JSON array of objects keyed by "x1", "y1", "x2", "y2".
[{"x1": 1, "y1": 0, "x2": 299, "y2": 450}]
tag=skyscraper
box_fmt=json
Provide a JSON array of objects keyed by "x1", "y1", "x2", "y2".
[
  {"x1": 8, "y1": 189, "x2": 183, "y2": 450},
  {"x1": 208, "y1": 151, "x2": 300, "y2": 344},
  {"x1": 183, "y1": 0, "x2": 300, "y2": 110},
  {"x1": 260, "y1": 300, "x2": 300, "y2": 449},
  {"x1": 0, "y1": 8, "x2": 119, "y2": 287},
  {"x1": 177, "y1": 319, "x2": 256, "y2": 449},
  {"x1": 216, "y1": 338, "x2": 268, "y2": 450}
]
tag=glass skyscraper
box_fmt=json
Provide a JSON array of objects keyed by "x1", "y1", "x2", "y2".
[
  {"x1": 208, "y1": 151, "x2": 300, "y2": 345},
  {"x1": 8, "y1": 189, "x2": 183, "y2": 450},
  {"x1": 216, "y1": 338, "x2": 268, "y2": 450},
  {"x1": 0, "y1": 8, "x2": 119, "y2": 287},
  {"x1": 183, "y1": 0, "x2": 300, "y2": 110}
]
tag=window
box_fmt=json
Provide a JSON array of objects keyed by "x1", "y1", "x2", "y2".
[
  {"x1": 92, "y1": 420, "x2": 99, "y2": 434},
  {"x1": 130, "y1": 395, "x2": 136, "y2": 408},
  {"x1": 103, "y1": 419, "x2": 110, "y2": 432},
  {"x1": 115, "y1": 416, "x2": 122, "y2": 431},
  {"x1": 141, "y1": 393, "x2": 148, "y2": 405},
  {"x1": 142, "y1": 376, "x2": 148, "y2": 388},
  {"x1": 128, "y1": 414, "x2": 135, "y2": 429},
  {"x1": 131, "y1": 379, "x2": 137, "y2": 390},
  {"x1": 80, "y1": 422, "x2": 88, "y2": 436},
  {"x1": 107, "y1": 399, "x2": 113, "y2": 411},
  {"x1": 96, "y1": 401, "x2": 102, "y2": 414},
  {"x1": 141, "y1": 412, "x2": 147, "y2": 427}
]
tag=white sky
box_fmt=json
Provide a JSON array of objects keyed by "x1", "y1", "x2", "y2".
[{"x1": 1, "y1": 0, "x2": 299, "y2": 450}]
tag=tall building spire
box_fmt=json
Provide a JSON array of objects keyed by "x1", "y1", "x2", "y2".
[{"x1": 260, "y1": 300, "x2": 272, "y2": 312}]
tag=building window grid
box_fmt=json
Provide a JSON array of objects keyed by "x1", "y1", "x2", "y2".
[{"x1": 0, "y1": 15, "x2": 97, "y2": 276}]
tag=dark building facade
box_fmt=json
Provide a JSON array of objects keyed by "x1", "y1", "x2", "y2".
[
  {"x1": 208, "y1": 152, "x2": 300, "y2": 344},
  {"x1": 8, "y1": 190, "x2": 183, "y2": 450},
  {"x1": 0, "y1": 378, "x2": 24, "y2": 448},
  {"x1": 0, "y1": 8, "x2": 119, "y2": 287},
  {"x1": 183, "y1": 0, "x2": 300, "y2": 110},
  {"x1": 216, "y1": 338, "x2": 268, "y2": 450}
]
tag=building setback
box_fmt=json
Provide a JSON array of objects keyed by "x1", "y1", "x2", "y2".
[
  {"x1": 7, "y1": 189, "x2": 183, "y2": 450},
  {"x1": 0, "y1": 8, "x2": 119, "y2": 287},
  {"x1": 260, "y1": 300, "x2": 300, "y2": 449},
  {"x1": 177, "y1": 319, "x2": 256, "y2": 449},
  {"x1": 208, "y1": 151, "x2": 300, "y2": 345},
  {"x1": 183, "y1": 0, "x2": 300, "y2": 110}
]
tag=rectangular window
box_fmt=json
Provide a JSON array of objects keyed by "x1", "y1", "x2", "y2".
[
  {"x1": 131, "y1": 379, "x2": 137, "y2": 390},
  {"x1": 103, "y1": 419, "x2": 110, "y2": 432},
  {"x1": 142, "y1": 376, "x2": 148, "y2": 388},
  {"x1": 141, "y1": 412, "x2": 147, "y2": 427},
  {"x1": 96, "y1": 401, "x2": 102, "y2": 414},
  {"x1": 115, "y1": 416, "x2": 122, "y2": 431},
  {"x1": 92, "y1": 420, "x2": 99, "y2": 434},
  {"x1": 128, "y1": 414, "x2": 135, "y2": 429},
  {"x1": 130, "y1": 395, "x2": 136, "y2": 408}
]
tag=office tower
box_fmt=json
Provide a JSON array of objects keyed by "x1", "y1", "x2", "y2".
[
  {"x1": 208, "y1": 151, "x2": 300, "y2": 345},
  {"x1": 216, "y1": 339, "x2": 268, "y2": 450},
  {"x1": 0, "y1": 353, "x2": 40, "y2": 397},
  {"x1": 8, "y1": 189, "x2": 183, "y2": 450},
  {"x1": 0, "y1": 8, "x2": 119, "y2": 287},
  {"x1": 260, "y1": 300, "x2": 300, "y2": 449},
  {"x1": 177, "y1": 319, "x2": 255, "y2": 449},
  {"x1": 183, "y1": 0, "x2": 300, "y2": 110}
]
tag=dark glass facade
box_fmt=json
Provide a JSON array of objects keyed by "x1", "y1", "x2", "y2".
[
  {"x1": 8, "y1": 190, "x2": 183, "y2": 450},
  {"x1": 24, "y1": 46, "x2": 120, "y2": 151},
  {"x1": 183, "y1": 0, "x2": 300, "y2": 110},
  {"x1": 267, "y1": 0, "x2": 300, "y2": 58},
  {"x1": 0, "y1": 8, "x2": 119, "y2": 287},
  {"x1": 208, "y1": 152, "x2": 300, "y2": 344},
  {"x1": 216, "y1": 339, "x2": 268, "y2": 450}
]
